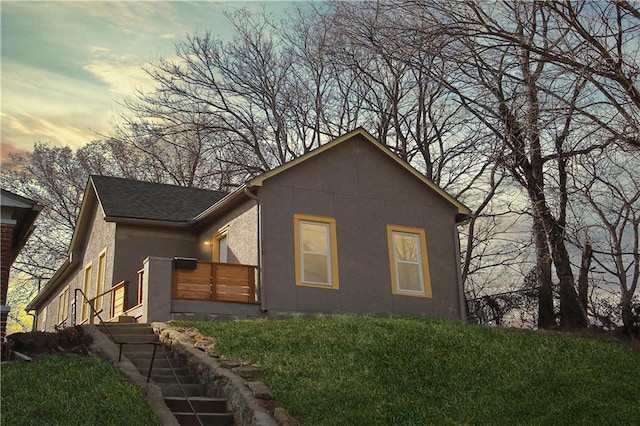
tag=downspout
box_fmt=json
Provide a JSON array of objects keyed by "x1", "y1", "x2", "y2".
[
  {"x1": 454, "y1": 221, "x2": 468, "y2": 322},
  {"x1": 244, "y1": 186, "x2": 267, "y2": 313}
]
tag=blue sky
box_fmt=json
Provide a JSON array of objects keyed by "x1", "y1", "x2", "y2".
[{"x1": 1, "y1": 1, "x2": 302, "y2": 162}]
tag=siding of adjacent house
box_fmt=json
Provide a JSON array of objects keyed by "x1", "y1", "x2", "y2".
[
  {"x1": 38, "y1": 202, "x2": 116, "y2": 331},
  {"x1": 259, "y1": 134, "x2": 463, "y2": 318}
]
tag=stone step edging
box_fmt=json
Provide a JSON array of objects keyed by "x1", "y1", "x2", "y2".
[{"x1": 151, "y1": 322, "x2": 299, "y2": 426}]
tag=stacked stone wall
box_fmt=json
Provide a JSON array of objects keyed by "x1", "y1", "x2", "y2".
[{"x1": 152, "y1": 322, "x2": 300, "y2": 426}]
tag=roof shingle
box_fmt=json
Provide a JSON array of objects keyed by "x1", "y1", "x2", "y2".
[{"x1": 90, "y1": 176, "x2": 227, "y2": 222}]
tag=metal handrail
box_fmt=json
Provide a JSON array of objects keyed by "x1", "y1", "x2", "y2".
[
  {"x1": 72, "y1": 288, "x2": 203, "y2": 426},
  {"x1": 85, "y1": 280, "x2": 126, "y2": 320},
  {"x1": 159, "y1": 343, "x2": 203, "y2": 426}
]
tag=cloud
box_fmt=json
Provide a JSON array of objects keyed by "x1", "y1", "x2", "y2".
[
  {"x1": 1, "y1": 62, "x2": 118, "y2": 152},
  {"x1": 0, "y1": 141, "x2": 30, "y2": 166},
  {"x1": 83, "y1": 48, "x2": 158, "y2": 95},
  {"x1": 2, "y1": 110, "x2": 104, "y2": 151},
  {"x1": 1, "y1": 0, "x2": 294, "y2": 159}
]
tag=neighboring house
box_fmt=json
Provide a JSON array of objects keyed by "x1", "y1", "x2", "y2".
[
  {"x1": 1, "y1": 189, "x2": 41, "y2": 339},
  {"x1": 27, "y1": 129, "x2": 470, "y2": 331}
]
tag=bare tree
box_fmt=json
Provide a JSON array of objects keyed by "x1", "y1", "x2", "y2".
[
  {"x1": 574, "y1": 150, "x2": 640, "y2": 331},
  {"x1": 447, "y1": 0, "x2": 640, "y2": 150},
  {"x1": 3, "y1": 141, "x2": 132, "y2": 330},
  {"x1": 118, "y1": 8, "x2": 317, "y2": 184},
  {"x1": 414, "y1": 0, "x2": 617, "y2": 327}
]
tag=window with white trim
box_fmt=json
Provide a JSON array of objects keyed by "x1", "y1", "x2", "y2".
[
  {"x1": 387, "y1": 225, "x2": 432, "y2": 297},
  {"x1": 95, "y1": 250, "x2": 107, "y2": 312},
  {"x1": 57, "y1": 287, "x2": 70, "y2": 325},
  {"x1": 294, "y1": 214, "x2": 339, "y2": 289},
  {"x1": 81, "y1": 263, "x2": 92, "y2": 322}
]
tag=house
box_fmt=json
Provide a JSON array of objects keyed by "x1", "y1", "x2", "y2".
[
  {"x1": 27, "y1": 129, "x2": 470, "y2": 331},
  {"x1": 1, "y1": 189, "x2": 42, "y2": 338}
]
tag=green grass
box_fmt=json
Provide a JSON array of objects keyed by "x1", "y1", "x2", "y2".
[
  {"x1": 1, "y1": 355, "x2": 159, "y2": 426},
  {"x1": 176, "y1": 315, "x2": 640, "y2": 425}
]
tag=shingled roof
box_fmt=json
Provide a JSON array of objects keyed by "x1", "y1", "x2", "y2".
[{"x1": 90, "y1": 176, "x2": 227, "y2": 223}]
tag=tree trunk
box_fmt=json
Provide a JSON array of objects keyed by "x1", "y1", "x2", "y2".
[
  {"x1": 621, "y1": 291, "x2": 635, "y2": 333},
  {"x1": 577, "y1": 241, "x2": 592, "y2": 313},
  {"x1": 538, "y1": 204, "x2": 589, "y2": 328},
  {"x1": 533, "y1": 211, "x2": 555, "y2": 328}
]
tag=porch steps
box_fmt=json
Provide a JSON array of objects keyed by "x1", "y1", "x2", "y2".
[{"x1": 99, "y1": 323, "x2": 234, "y2": 426}]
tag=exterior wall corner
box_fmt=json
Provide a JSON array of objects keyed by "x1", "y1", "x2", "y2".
[{"x1": 141, "y1": 257, "x2": 173, "y2": 323}]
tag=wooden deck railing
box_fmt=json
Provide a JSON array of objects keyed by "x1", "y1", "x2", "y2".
[
  {"x1": 110, "y1": 280, "x2": 127, "y2": 318},
  {"x1": 83, "y1": 280, "x2": 128, "y2": 323},
  {"x1": 173, "y1": 261, "x2": 257, "y2": 303}
]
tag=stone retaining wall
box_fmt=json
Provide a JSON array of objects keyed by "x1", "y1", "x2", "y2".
[{"x1": 151, "y1": 322, "x2": 299, "y2": 426}]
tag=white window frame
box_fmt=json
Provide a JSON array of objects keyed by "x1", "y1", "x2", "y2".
[
  {"x1": 95, "y1": 249, "x2": 107, "y2": 312},
  {"x1": 81, "y1": 263, "x2": 92, "y2": 322},
  {"x1": 57, "y1": 287, "x2": 70, "y2": 325}
]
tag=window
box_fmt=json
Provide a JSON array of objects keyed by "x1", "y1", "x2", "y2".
[
  {"x1": 57, "y1": 287, "x2": 70, "y2": 325},
  {"x1": 387, "y1": 225, "x2": 432, "y2": 297},
  {"x1": 81, "y1": 263, "x2": 92, "y2": 322},
  {"x1": 95, "y1": 250, "x2": 107, "y2": 312},
  {"x1": 40, "y1": 306, "x2": 47, "y2": 330},
  {"x1": 212, "y1": 228, "x2": 229, "y2": 263},
  {"x1": 294, "y1": 214, "x2": 339, "y2": 289}
]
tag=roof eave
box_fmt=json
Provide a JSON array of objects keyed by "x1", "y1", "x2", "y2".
[
  {"x1": 25, "y1": 251, "x2": 79, "y2": 311},
  {"x1": 189, "y1": 184, "x2": 249, "y2": 226},
  {"x1": 67, "y1": 178, "x2": 99, "y2": 253},
  {"x1": 104, "y1": 216, "x2": 191, "y2": 228},
  {"x1": 27, "y1": 178, "x2": 97, "y2": 311},
  {"x1": 455, "y1": 211, "x2": 472, "y2": 224},
  {"x1": 10, "y1": 206, "x2": 43, "y2": 263}
]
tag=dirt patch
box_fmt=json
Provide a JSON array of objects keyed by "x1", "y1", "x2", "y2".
[{"x1": 2, "y1": 326, "x2": 93, "y2": 361}]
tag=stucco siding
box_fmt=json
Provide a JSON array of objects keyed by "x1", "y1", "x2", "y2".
[
  {"x1": 38, "y1": 203, "x2": 116, "y2": 331},
  {"x1": 197, "y1": 200, "x2": 258, "y2": 266},
  {"x1": 114, "y1": 225, "x2": 198, "y2": 308},
  {"x1": 260, "y1": 136, "x2": 463, "y2": 319}
]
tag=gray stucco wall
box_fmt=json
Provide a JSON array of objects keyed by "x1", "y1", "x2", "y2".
[
  {"x1": 259, "y1": 135, "x2": 463, "y2": 319},
  {"x1": 38, "y1": 202, "x2": 116, "y2": 331},
  {"x1": 114, "y1": 225, "x2": 199, "y2": 309},
  {"x1": 196, "y1": 200, "x2": 258, "y2": 266}
]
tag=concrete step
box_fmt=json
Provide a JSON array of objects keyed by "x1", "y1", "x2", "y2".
[
  {"x1": 106, "y1": 335, "x2": 160, "y2": 344},
  {"x1": 160, "y1": 383, "x2": 205, "y2": 397},
  {"x1": 121, "y1": 344, "x2": 159, "y2": 356},
  {"x1": 124, "y1": 350, "x2": 171, "y2": 361},
  {"x1": 152, "y1": 374, "x2": 196, "y2": 384},
  {"x1": 164, "y1": 396, "x2": 227, "y2": 413},
  {"x1": 100, "y1": 324, "x2": 154, "y2": 335},
  {"x1": 131, "y1": 357, "x2": 175, "y2": 370},
  {"x1": 172, "y1": 412, "x2": 234, "y2": 426},
  {"x1": 151, "y1": 367, "x2": 190, "y2": 377},
  {"x1": 100, "y1": 323, "x2": 234, "y2": 425}
]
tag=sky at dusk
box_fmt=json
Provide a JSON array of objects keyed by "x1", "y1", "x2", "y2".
[{"x1": 1, "y1": 1, "x2": 302, "y2": 163}]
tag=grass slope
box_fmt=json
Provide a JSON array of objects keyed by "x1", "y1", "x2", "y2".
[
  {"x1": 177, "y1": 315, "x2": 640, "y2": 425},
  {"x1": 1, "y1": 355, "x2": 159, "y2": 426}
]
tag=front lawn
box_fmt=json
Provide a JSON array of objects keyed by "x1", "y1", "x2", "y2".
[
  {"x1": 1, "y1": 355, "x2": 159, "y2": 426},
  {"x1": 176, "y1": 315, "x2": 640, "y2": 425}
]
